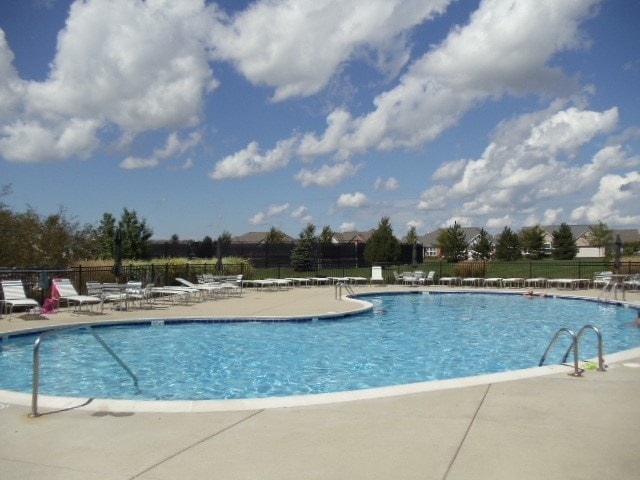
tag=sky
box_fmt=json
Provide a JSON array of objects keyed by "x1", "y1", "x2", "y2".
[{"x1": 0, "y1": 0, "x2": 639, "y2": 241}]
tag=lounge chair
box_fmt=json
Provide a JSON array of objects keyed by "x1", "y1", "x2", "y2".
[
  {"x1": 1, "y1": 280, "x2": 40, "y2": 318},
  {"x1": 593, "y1": 271, "x2": 612, "y2": 289},
  {"x1": 422, "y1": 271, "x2": 435, "y2": 286},
  {"x1": 370, "y1": 266, "x2": 384, "y2": 285},
  {"x1": 624, "y1": 274, "x2": 640, "y2": 291},
  {"x1": 52, "y1": 278, "x2": 102, "y2": 313},
  {"x1": 176, "y1": 277, "x2": 224, "y2": 299}
]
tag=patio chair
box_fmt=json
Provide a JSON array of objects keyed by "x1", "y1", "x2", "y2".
[
  {"x1": 1, "y1": 279, "x2": 40, "y2": 318},
  {"x1": 52, "y1": 278, "x2": 102, "y2": 313},
  {"x1": 421, "y1": 271, "x2": 435, "y2": 286},
  {"x1": 370, "y1": 266, "x2": 384, "y2": 285}
]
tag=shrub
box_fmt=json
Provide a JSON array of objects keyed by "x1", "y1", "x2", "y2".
[{"x1": 454, "y1": 261, "x2": 487, "y2": 278}]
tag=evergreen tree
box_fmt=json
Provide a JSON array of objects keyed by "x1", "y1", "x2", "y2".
[
  {"x1": 318, "y1": 225, "x2": 334, "y2": 244},
  {"x1": 364, "y1": 217, "x2": 401, "y2": 264},
  {"x1": 494, "y1": 226, "x2": 522, "y2": 261},
  {"x1": 471, "y1": 228, "x2": 493, "y2": 260},
  {"x1": 118, "y1": 208, "x2": 154, "y2": 260},
  {"x1": 437, "y1": 222, "x2": 468, "y2": 262},
  {"x1": 519, "y1": 225, "x2": 547, "y2": 260},
  {"x1": 291, "y1": 223, "x2": 316, "y2": 271},
  {"x1": 95, "y1": 213, "x2": 117, "y2": 259},
  {"x1": 552, "y1": 223, "x2": 578, "y2": 260}
]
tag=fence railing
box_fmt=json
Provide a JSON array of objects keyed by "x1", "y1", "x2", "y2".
[{"x1": 1, "y1": 260, "x2": 638, "y2": 302}]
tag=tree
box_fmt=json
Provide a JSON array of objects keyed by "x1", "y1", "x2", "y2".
[
  {"x1": 318, "y1": 225, "x2": 334, "y2": 244},
  {"x1": 170, "y1": 234, "x2": 180, "y2": 244},
  {"x1": 437, "y1": 222, "x2": 468, "y2": 262},
  {"x1": 264, "y1": 226, "x2": 286, "y2": 244},
  {"x1": 291, "y1": 223, "x2": 316, "y2": 271},
  {"x1": 586, "y1": 221, "x2": 613, "y2": 257},
  {"x1": 471, "y1": 228, "x2": 493, "y2": 260},
  {"x1": 364, "y1": 217, "x2": 401, "y2": 264},
  {"x1": 552, "y1": 223, "x2": 578, "y2": 260},
  {"x1": 215, "y1": 230, "x2": 232, "y2": 271},
  {"x1": 118, "y1": 208, "x2": 153, "y2": 260},
  {"x1": 95, "y1": 213, "x2": 117, "y2": 260},
  {"x1": 519, "y1": 225, "x2": 547, "y2": 260},
  {"x1": 406, "y1": 225, "x2": 419, "y2": 266},
  {"x1": 494, "y1": 226, "x2": 522, "y2": 261}
]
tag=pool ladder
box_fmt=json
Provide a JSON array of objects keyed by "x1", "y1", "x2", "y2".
[
  {"x1": 30, "y1": 325, "x2": 139, "y2": 417},
  {"x1": 335, "y1": 282, "x2": 356, "y2": 299},
  {"x1": 538, "y1": 325, "x2": 606, "y2": 376}
]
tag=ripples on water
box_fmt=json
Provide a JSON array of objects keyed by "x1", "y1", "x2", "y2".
[{"x1": 0, "y1": 293, "x2": 638, "y2": 400}]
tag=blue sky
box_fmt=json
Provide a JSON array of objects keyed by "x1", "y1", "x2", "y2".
[{"x1": 1, "y1": 0, "x2": 639, "y2": 240}]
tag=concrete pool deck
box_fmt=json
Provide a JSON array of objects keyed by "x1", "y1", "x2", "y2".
[{"x1": 1, "y1": 284, "x2": 639, "y2": 479}]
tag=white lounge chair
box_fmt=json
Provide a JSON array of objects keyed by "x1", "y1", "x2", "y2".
[
  {"x1": 370, "y1": 266, "x2": 384, "y2": 285},
  {"x1": 52, "y1": 278, "x2": 102, "y2": 313},
  {"x1": 176, "y1": 277, "x2": 224, "y2": 299},
  {"x1": 1, "y1": 280, "x2": 40, "y2": 318}
]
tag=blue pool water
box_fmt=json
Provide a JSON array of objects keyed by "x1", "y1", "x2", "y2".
[{"x1": 1, "y1": 292, "x2": 638, "y2": 401}]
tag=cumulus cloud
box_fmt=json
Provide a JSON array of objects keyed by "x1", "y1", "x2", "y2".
[
  {"x1": 210, "y1": 139, "x2": 295, "y2": 179},
  {"x1": 339, "y1": 222, "x2": 356, "y2": 232},
  {"x1": 417, "y1": 103, "x2": 637, "y2": 229},
  {"x1": 0, "y1": 0, "x2": 216, "y2": 163},
  {"x1": 374, "y1": 176, "x2": 399, "y2": 191},
  {"x1": 297, "y1": 0, "x2": 597, "y2": 160},
  {"x1": 336, "y1": 192, "x2": 368, "y2": 208},
  {"x1": 249, "y1": 203, "x2": 290, "y2": 225},
  {"x1": 571, "y1": 172, "x2": 640, "y2": 225},
  {"x1": 120, "y1": 131, "x2": 202, "y2": 170},
  {"x1": 294, "y1": 161, "x2": 362, "y2": 187},
  {"x1": 211, "y1": 0, "x2": 452, "y2": 102}
]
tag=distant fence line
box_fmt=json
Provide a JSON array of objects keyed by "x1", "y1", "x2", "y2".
[{"x1": 1, "y1": 260, "x2": 638, "y2": 303}]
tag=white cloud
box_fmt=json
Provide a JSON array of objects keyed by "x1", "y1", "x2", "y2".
[
  {"x1": 297, "y1": 0, "x2": 597, "y2": 159},
  {"x1": 417, "y1": 103, "x2": 633, "y2": 229},
  {"x1": 120, "y1": 130, "x2": 202, "y2": 170},
  {"x1": 339, "y1": 222, "x2": 356, "y2": 232},
  {"x1": 336, "y1": 192, "x2": 368, "y2": 208},
  {"x1": 525, "y1": 107, "x2": 618, "y2": 156},
  {"x1": 291, "y1": 206, "x2": 310, "y2": 221},
  {"x1": 432, "y1": 159, "x2": 467, "y2": 181},
  {"x1": 294, "y1": 161, "x2": 362, "y2": 187},
  {"x1": 571, "y1": 172, "x2": 640, "y2": 225},
  {"x1": 249, "y1": 203, "x2": 290, "y2": 226},
  {"x1": 0, "y1": 0, "x2": 216, "y2": 163},
  {"x1": 267, "y1": 203, "x2": 290, "y2": 216},
  {"x1": 211, "y1": 0, "x2": 452, "y2": 102},
  {"x1": 210, "y1": 139, "x2": 295, "y2": 179},
  {"x1": 374, "y1": 176, "x2": 399, "y2": 191}
]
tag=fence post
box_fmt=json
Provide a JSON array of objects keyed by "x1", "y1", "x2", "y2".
[{"x1": 78, "y1": 265, "x2": 83, "y2": 293}]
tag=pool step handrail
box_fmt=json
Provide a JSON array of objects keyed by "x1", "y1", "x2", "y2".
[
  {"x1": 539, "y1": 325, "x2": 607, "y2": 376},
  {"x1": 539, "y1": 328, "x2": 582, "y2": 376},
  {"x1": 561, "y1": 325, "x2": 606, "y2": 372},
  {"x1": 335, "y1": 282, "x2": 355, "y2": 299},
  {"x1": 30, "y1": 325, "x2": 139, "y2": 418}
]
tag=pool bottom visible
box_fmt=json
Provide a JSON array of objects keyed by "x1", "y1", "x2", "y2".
[{"x1": 3, "y1": 347, "x2": 640, "y2": 413}]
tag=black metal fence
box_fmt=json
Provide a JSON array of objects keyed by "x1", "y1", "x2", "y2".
[{"x1": 2, "y1": 260, "x2": 638, "y2": 304}]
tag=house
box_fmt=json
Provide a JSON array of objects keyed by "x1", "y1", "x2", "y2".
[
  {"x1": 419, "y1": 227, "x2": 488, "y2": 259},
  {"x1": 331, "y1": 230, "x2": 375, "y2": 244},
  {"x1": 232, "y1": 231, "x2": 296, "y2": 244}
]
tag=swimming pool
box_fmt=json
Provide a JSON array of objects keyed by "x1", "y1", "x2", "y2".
[{"x1": 1, "y1": 292, "x2": 638, "y2": 401}]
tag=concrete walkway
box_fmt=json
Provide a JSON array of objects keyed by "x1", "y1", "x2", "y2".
[{"x1": 1, "y1": 285, "x2": 639, "y2": 479}]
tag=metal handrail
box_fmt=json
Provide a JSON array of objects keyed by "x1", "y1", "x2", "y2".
[
  {"x1": 30, "y1": 325, "x2": 139, "y2": 417},
  {"x1": 335, "y1": 282, "x2": 355, "y2": 299},
  {"x1": 562, "y1": 325, "x2": 606, "y2": 372},
  {"x1": 539, "y1": 328, "x2": 582, "y2": 377}
]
